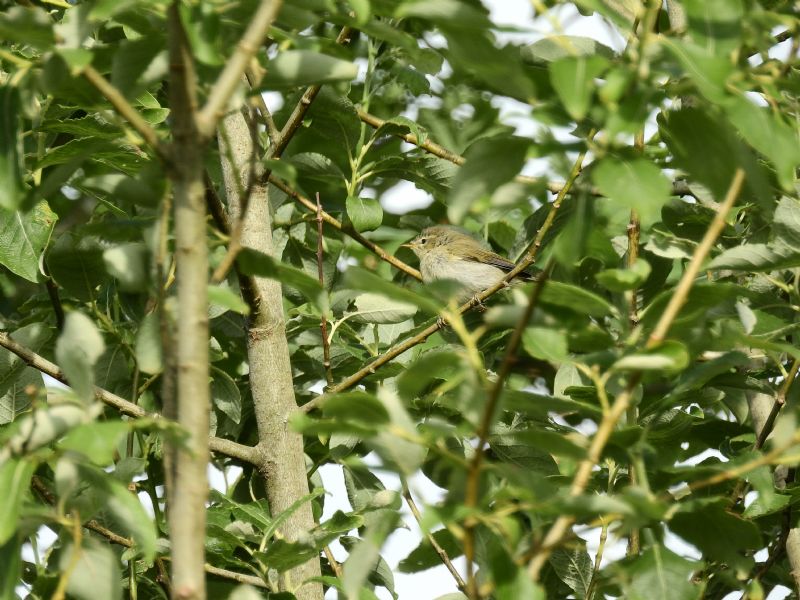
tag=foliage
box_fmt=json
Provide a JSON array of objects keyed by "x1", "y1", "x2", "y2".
[{"x1": 1, "y1": 0, "x2": 799, "y2": 599}]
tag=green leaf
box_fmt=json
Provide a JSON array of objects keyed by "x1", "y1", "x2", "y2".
[
  {"x1": 521, "y1": 35, "x2": 615, "y2": 64},
  {"x1": 550, "y1": 55, "x2": 609, "y2": 121},
  {"x1": 395, "y1": 0, "x2": 492, "y2": 29},
  {"x1": 373, "y1": 115, "x2": 428, "y2": 146},
  {"x1": 0, "y1": 458, "x2": 36, "y2": 545},
  {"x1": 398, "y1": 529, "x2": 463, "y2": 573},
  {"x1": 0, "y1": 86, "x2": 25, "y2": 211},
  {"x1": 58, "y1": 421, "x2": 129, "y2": 466},
  {"x1": 707, "y1": 243, "x2": 798, "y2": 272},
  {"x1": 236, "y1": 247, "x2": 324, "y2": 308},
  {"x1": 0, "y1": 200, "x2": 58, "y2": 282},
  {"x1": 614, "y1": 341, "x2": 690, "y2": 372},
  {"x1": 773, "y1": 196, "x2": 800, "y2": 251},
  {"x1": 346, "y1": 196, "x2": 384, "y2": 232},
  {"x1": 725, "y1": 97, "x2": 800, "y2": 191},
  {"x1": 595, "y1": 258, "x2": 651, "y2": 292},
  {"x1": 211, "y1": 367, "x2": 242, "y2": 425},
  {"x1": 522, "y1": 327, "x2": 568, "y2": 362},
  {"x1": 55, "y1": 311, "x2": 105, "y2": 403},
  {"x1": 208, "y1": 284, "x2": 250, "y2": 316},
  {"x1": 61, "y1": 539, "x2": 122, "y2": 600},
  {"x1": 662, "y1": 39, "x2": 733, "y2": 102},
  {"x1": 592, "y1": 157, "x2": 672, "y2": 226},
  {"x1": 550, "y1": 547, "x2": 592, "y2": 599},
  {"x1": 539, "y1": 281, "x2": 615, "y2": 317},
  {"x1": 0, "y1": 323, "x2": 51, "y2": 424},
  {"x1": 447, "y1": 136, "x2": 530, "y2": 224},
  {"x1": 353, "y1": 293, "x2": 417, "y2": 324},
  {"x1": 262, "y1": 50, "x2": 358, "y2": 88},
  {"x1": 670, "y1": 502, "x2": 761, "y2": 568},
  {"x1": 621, "y1": 544, "x2": 700, "y2": 600}
]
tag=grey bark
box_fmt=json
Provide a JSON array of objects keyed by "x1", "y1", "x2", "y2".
[{"x1": 218, "y1": 107, "x2": 323, "y2": 600}]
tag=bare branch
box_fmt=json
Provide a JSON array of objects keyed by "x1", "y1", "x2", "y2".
[
  {"x1": 403, "y1": 487, "x2": 466, "y2": 591},
  {"x1": 197, "y1": 0, "x2": 284, "y2": 138}
]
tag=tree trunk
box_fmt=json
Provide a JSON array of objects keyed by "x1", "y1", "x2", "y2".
[{"x1": 218, "y1": 107, "x2": 323, "y2": 600}]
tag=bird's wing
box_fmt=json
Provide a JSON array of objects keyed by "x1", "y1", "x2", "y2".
[{"x1": 464, "y1": 252, "x2": 538, "y2": 280}]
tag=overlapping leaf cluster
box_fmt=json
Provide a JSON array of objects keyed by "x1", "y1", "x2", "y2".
[{"x1": 1, "y1": 0, "x2": 799, "y2": 599}]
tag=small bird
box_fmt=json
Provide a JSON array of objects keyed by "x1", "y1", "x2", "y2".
[{"x1": 402, "y1": 225, "x2": 537, "y2": 302}]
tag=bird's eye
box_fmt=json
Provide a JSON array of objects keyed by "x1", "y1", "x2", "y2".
[{"x1": 419, "y1": 237, "x2": 427, "y2": 244}]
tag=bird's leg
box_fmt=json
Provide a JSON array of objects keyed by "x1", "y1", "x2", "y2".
[
  {"x1": 471, "y1": 293, "x2": 487, "y2": 312},
  {"x1": 436, "y1": 315, "x2": 448, "y2": 329}
]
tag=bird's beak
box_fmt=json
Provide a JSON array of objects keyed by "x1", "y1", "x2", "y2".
[{"x1": 400, "y1": 242, "x2": 414, "y2": 249}]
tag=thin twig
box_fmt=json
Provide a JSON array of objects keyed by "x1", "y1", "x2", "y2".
[
  {"x1": 269, "y1": 176, "x2": 422, "y2": 280},
  {"x1": 403, "y1": 487, "x2": 466, "y2": 591},
  {"x1": 0, "y1": 331, "x2": 257, "y2": 465},
  {"x1": 756, "y1": 358, "x2": 800, "y2": 450},
  {"x1": 527, "y1": 168, "x2": 747, "y2": 581},
  {"x1": 323, "y1": 546, "x2": 343, "y2": 579},
  {"x1": 82, "y1": 66, "x2": 170, "y2": 164},
  {"x1": 316, "y1": 193, "x2": 334, "y2": 387},
  {"x1": 43, "y1": 273, "x2": 65, "y2": 330},
  {"x1": 246, "y1": 66, "x2": 281, "y2": 148},
  {"x1": 197, "y1": 0, "x2": 284, "y2": 138}
]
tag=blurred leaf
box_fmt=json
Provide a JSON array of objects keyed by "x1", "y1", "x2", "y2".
[
  {"x1": 550, "y1": 55, "x2": 608, "y2": 121},
  {"x1": 0, "y1": 6, "x2": 54, "y2": 49},
  {"x1": 539, "y1": 281, "x2": 615, "y2": 317},
  {"x1": 236, "y1": 247, "x2": 324, "y2": 308},
  {"x1": 522, "y1": 327, "x2": 568, "y2": 362},
  {"x1": 61, "y1": 539, "x2": 122, "y2": 600},
  {"x1": 447, "y1": 136, "x2": 530, "y2": 224},
  {"x1": 262, "y1": 50, "x2": 358, "y2": 88},
  {"x1": 398, "y1": 528, "x2": 462, "y2": 573},
  {"x1": 208, "y1": 284, "x2": 250, "y2": 316},
  {"x1": 56, "y1": 311, "x2": 105, "y2": 403},
  {"x1": 592, "y1": 157, "x2": 672, "y2": 226},
  {"x1": 522, "y1": 36, "x2": 615, "y2": 64},
  {"x1": 614, "y1": 341, "x2": 690, "y2": 372},
  {"x1": 0, "y1": 86, "x2": 25, "y2": 211},
  {"x1": 135, "y1": 311, "x2": 162, "y2": 375},
  {"x1": 595, "y1": 258, "x2": 651, "y2": 292},
  {"x1": 0, "y1": 459, "x2": 36, "y2": 545},
  {"x1": 58, "y1": 421, "x2": 129, "y2": 466},
  {"x1": 103, "y1": 243, "x2": 147, "y2": 292},
  {"x1": 620, "y1": 544, "x2": 700, "y2": 600},
  {"x1": 0, "y1": 200, "x2": 58, "y2": 282}
]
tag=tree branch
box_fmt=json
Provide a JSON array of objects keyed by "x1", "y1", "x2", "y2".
[
  {"x1": 197, "y1": 0, "x2": 284, "y2": 138},
  {"x1": 316, "y1": 193, "x2": 333, "y2": 387},
  {"x1": 527, "y1": 168, "x2": 747, "y2": 581},
  {"x1": 268, "y1": 176, "x2": 422, "y2": 281}
]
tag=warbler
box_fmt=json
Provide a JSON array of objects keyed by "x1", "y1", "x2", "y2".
[{"x1": 402, "y1": 225, "x2": 537, "y2": 301}]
